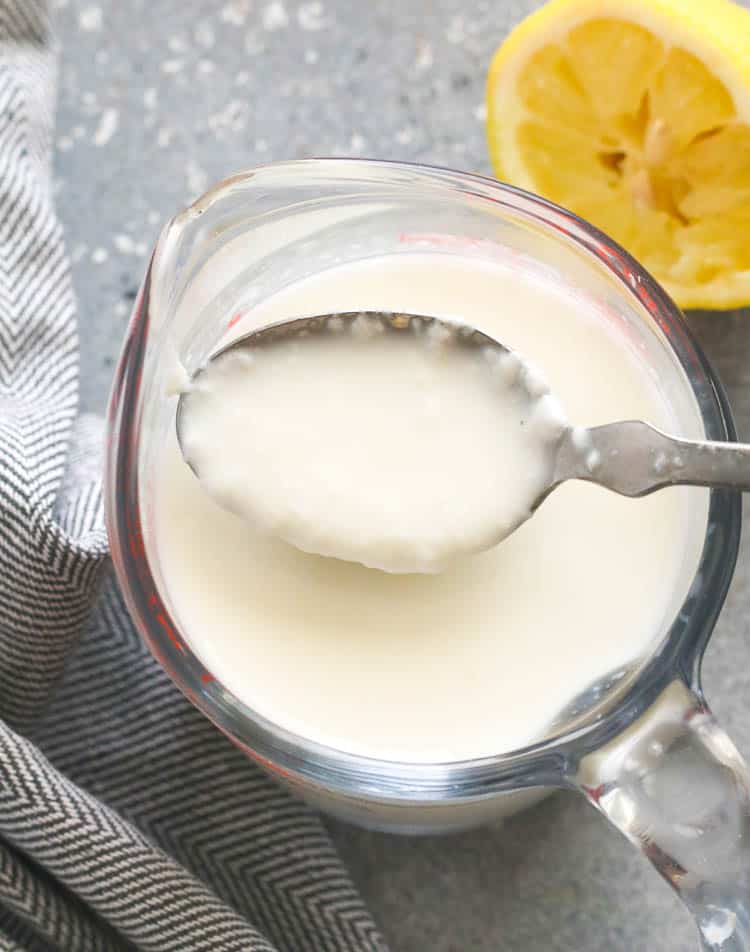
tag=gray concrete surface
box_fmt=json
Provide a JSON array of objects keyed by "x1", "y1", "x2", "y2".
[{"x1": 53, "y1": 0, "x2": 750, "y2": 949}]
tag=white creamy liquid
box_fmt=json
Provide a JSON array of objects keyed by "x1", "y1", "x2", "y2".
[
  {"x1": 178, "y1": 318, "x2": 567, "y2": 574},
  {"x1": 154, "y1": 253, "x2": 707, "y2": 762}
]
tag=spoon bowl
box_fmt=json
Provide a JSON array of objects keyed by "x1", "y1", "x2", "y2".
[{"x1": 176, "y1": 311, "x2": 750, "y2": 567}]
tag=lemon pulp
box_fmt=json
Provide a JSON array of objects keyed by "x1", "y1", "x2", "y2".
[{"x1": 487, "y1": 0, "x2": 750, "y2": 309}]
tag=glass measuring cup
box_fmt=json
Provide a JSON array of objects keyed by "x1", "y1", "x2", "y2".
[{"x1": 105, "y1": 159, "x2": 746, "y2": 950}]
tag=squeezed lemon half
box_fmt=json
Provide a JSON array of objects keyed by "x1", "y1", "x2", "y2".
[{"x1": 487, "y1": 0, "x2": 750, "y2": 309}]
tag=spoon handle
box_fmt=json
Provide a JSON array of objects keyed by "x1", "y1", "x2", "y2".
[{"x1": 557, "y1": 420, "x2": 750, "y2": 497}]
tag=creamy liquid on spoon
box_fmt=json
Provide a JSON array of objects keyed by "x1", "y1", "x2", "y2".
[
  {"x1": 179, "y1": 320, "x2": 568, "y2": 573},
  {"x1": 154, "y1": 253, "x2": 707, "y2": 762}
]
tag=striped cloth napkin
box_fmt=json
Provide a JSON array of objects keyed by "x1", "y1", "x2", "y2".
[{"x1": 0, "y1": 3, "x2": 386, "y2": 950}]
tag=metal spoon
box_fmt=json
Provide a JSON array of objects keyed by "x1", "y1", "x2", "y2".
[{"x1": 177, "y1": 310, "x2": 750, "y2": 535}]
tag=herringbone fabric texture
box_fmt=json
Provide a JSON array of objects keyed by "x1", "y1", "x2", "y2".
[{"x1": 0, "y1": 3, "x2": 386, "y2": 950}]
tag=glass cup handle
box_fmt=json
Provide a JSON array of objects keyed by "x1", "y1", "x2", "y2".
[{"x1": 572, "y1": 679, "x2": 750, "y2": 951}]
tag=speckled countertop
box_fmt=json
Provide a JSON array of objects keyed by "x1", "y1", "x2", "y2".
[{"x1": 53, "y1": 1, "x2": 750, "y2": 949}]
